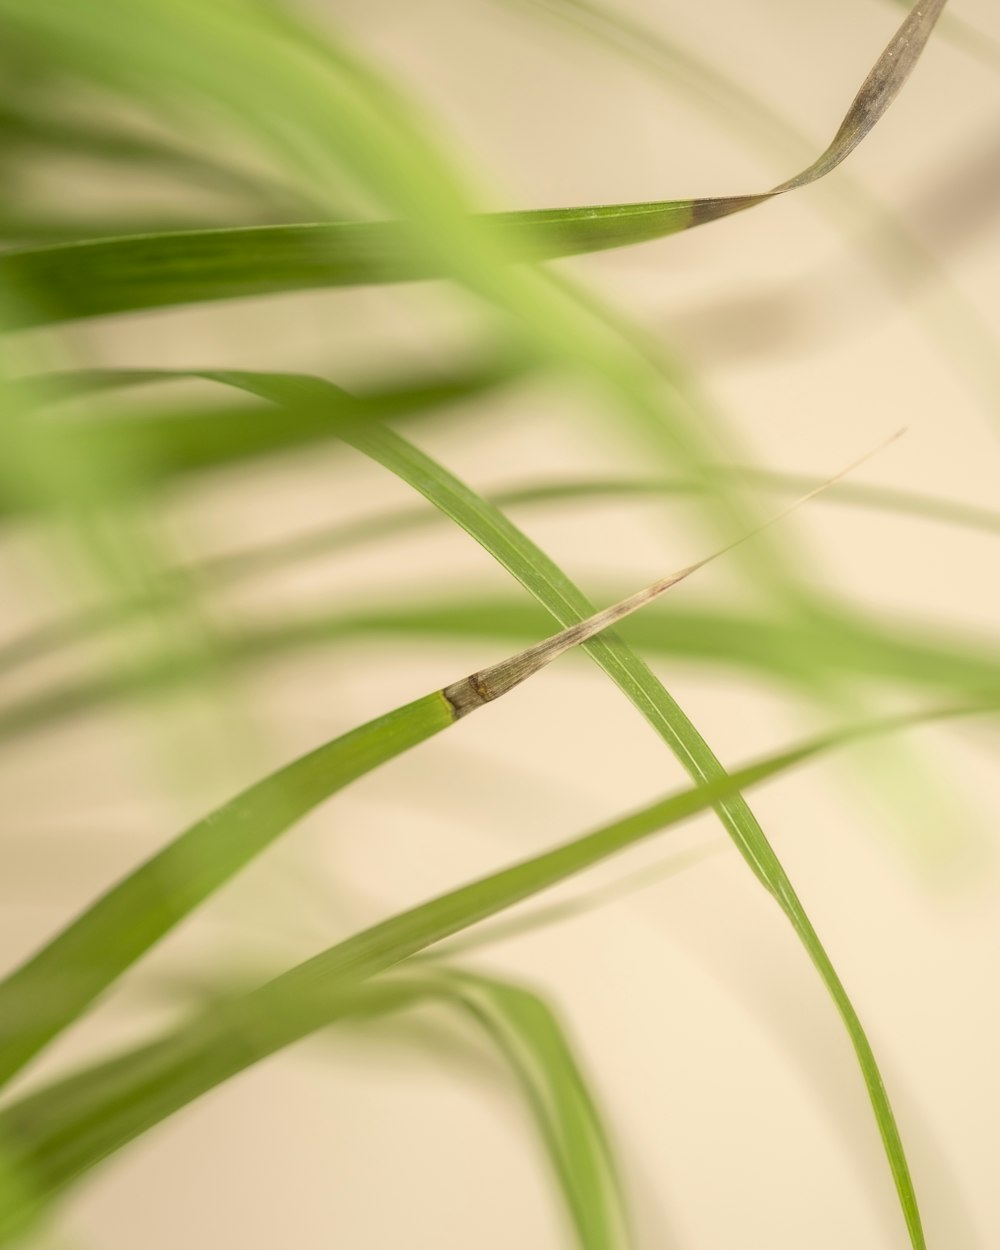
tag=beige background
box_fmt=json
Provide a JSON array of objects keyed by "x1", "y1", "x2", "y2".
[{"x1": 2, "y1": 1, "x2": 999, "y2": 1247}]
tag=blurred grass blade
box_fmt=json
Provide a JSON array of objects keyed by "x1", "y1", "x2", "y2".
[
  {"x1": 434, "y1": 968, "x2": 632, "y2": 1250},
  {"x1": 4, "y1": 466, "x2": 1000, "y2": 689},
  {"x1": 500, "y1": 0, "x2": 1000, "y2": 430},
  {"x1": 883, "y1": 0, "x2": 1000, "y2": 71},
  {"x1": 774, "y1": 0, "x2": 947, "y2": 188},
  {"x1": 0, "y1": 691, "x2": 455, "y2": 1087},
  {"x1": 91, "y1": 372, "x2": 943, "y2": 1250},
  {"x1": 430, "y1": 845, "x2": 721, "y2": 960},
  {"x1": 0, "y1": 703, "x2": 981, "y2": 1246},
  {"x1": 0, "y1": 500, "x2": 823, "y2": 1087},
  {"x1": 354, "y1": 965, "x2": 633, "y2": 1250},
  {"x1": 0, "y1": 360, "x2": 515, "y2": 517},
  {"x1": 187, "y1": 468, "x2": 1000, "y2": 590},
  {"x1": 0, "y1": 398, "x2": 301, "y2": 515},
  {"x1": 5, "y1": 369, "x2": 936, "y2": 1248},
  {"x1": 4, "y1": 595, "x2": 1000, "y2": 748},
  {"x1": 163, "y1": 961, "x2": 633, "y2": 1250},
  {"x1": 0, "y1": 0, "x2": 947, "y2": 325},
  {"x1": 0, "y1": 93, "x2": 313, "y2": 219},
  {"x1": 0, "y1": 350, "x2": 255, "y2": 780}
]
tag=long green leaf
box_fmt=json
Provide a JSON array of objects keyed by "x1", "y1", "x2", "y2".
[
  {"x1": 428, "y1": 845, "x2": 719, "y2": 960},
  {"x1": 0, "y1": 691, "x2": 456, "y2": 1087},
  {"x1": 0, "y1": 360, "x2": 515, "y2": 517},
  {"x1": 163, "y1": 962, "x2": 633, "y2": 1250},
  {"x1": 0, "y1": 82, "x2": 307, "y2": 215},
  {"x1": 0, "y1": 0, "x2": 947, "y2": 325},
  {"x1": 3, "y1": 464, "x2": 1000, "y2": 692},
  {"x1": 500, "y1": 0, "x2": 1000, "y2": 428},
  {"x1": 435, "y1": 967, "x2": 632, "y2": 1250},
  {"x1": 3, "y1": 595, "x2": 1000, "y2": 749},
  {"x1": 7, "y1": 366, "x2": 933, "y2": 1248},
  {"x1": 0, "y1": 703, "x2": 978, "y2": 1247},
  {"x1": 0, "y1": 492, "x2": 836, "y2": 1088},
  {"x1": 114, "y1": 372, "x2": 942, "y2": 1250},
  {"x1": 363, "y1": 966, "x2": 633, "y2": 1250}
]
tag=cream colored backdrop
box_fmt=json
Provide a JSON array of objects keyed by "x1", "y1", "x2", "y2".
[{"x1": 2, "y1": 1, "x2": 999, "y2": 1248}]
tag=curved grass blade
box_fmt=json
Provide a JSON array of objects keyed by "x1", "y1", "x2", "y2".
[
  {"x1": 434, "y1": 967, "x2": 633, "y2": 1250},
  {"x1": 0, "y1": 0, "x2": 944, "y2": 626},
  {"x1": 0, "y1": 398, "x2": 295, "y2": 516},
  {"x1": 500, "y1": 0, "x2": 1000, "y2": 430},
  {"x1": 428, "y1": 844, "x2": 721, "y2": 960},
  {"x1": 0, "y1": 702, "x2": 982, "y2": 1247},
  {"x1": 94, "y1": 374, "x2": 942, "y2": 1250},
  {"x1": 0, "y1": 360, "x2": 514, "y2": 517},
  {"x1": 4, "y1": 594, "x2": 1000, "y2": 749},
  {"x1": 155, "y1": 960, "x2": 633, "y2": 1250},
  {"x1": 1, "y1": 368, "x2": 934, "y2": 1248},
  {"x1": 352, "y1": 965, "x2": 634, "y2": 1250},
  {"x1": 0, "y1": 83, "x2": 307, "y2": 215},
  {"x1": 0, "y1": 492, "x2": 830, "y2": 1088},
  {"x1": 0, "y1": 691, "x2": 455, "y2": 1088},
  {"x1": 0, "y1": 333, "x2": 262, "y2": 782},
  {"x1": 4, "y1": 465, "x2": 1000, "y2": 691},
  {"x1": 0, "y1": 0, "x2": 947, "y2": 325},
  {"x1": 0, "y1": 958, "x2": 638, "y2": 1249}
]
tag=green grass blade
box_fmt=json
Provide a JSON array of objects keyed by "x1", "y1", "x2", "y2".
[
  {"x1": 435, "y1": 967, "x2": 632, "y2": 1250},
  {"x1": 1, "y1": 961, "x2": 634, "y2": 1249},
  {"x1": 4, "y1": 593, "x2": 1000, "y2": 750},
  {"x1": 0, "y1": 398, "x2": 297, "y2": 515},
  {"x1": 0, "y1": 361, "x2": 514, "y2": 516},
  {"x1": 0, "y1": 506, "x2": 855, "y2": 1090},
  {"x1": 0, "y1": 342, "x2": 254, "y2": 778},
  {"x1": 0, "y1": 692, "x2": 456, "y2": 1088},
  {"x1": 141, "y1": 959, "x2": 633, "y2": 1250},
  {"x1": 116, "y1": 374, "x2": 937, "y2": 1250},
  {"x1": 0, "y1": 0, "x2": 947, "y2": 325},
  {"x1": 348, "y1": 965, "x2": 633, "y2": 1250},
  {"x1": 4, "y1": 464, "x2": 1000, "y2": 692},
  {"x1": 9, "y1": 367, "x2": 937, "y2": 1248},
  {"x1": 0, "y1": 77, "x2": 308, "y2": 215},
  {"x1": 0, "y1": 704, "x2": 980, "y2": 1246},
  {"x1": 500, "y1": 0, "x2": 1000, "y2": 429}
]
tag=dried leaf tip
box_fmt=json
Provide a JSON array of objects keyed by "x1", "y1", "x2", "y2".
[
  {"x1": 443, "y1": 430, "x2": 906, "y2": 718},
  {"x1": 774, "y1": 0, "x2": 949, "y2": 192}
]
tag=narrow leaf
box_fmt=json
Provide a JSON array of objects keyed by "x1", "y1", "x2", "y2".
[
  {"x1": 0, "y1": 702, "x2": 978, "y2": 1246},
  {"x1": 0, "y1": 0, "x2": 947, "y2": 325},
  {"x1": 0, "y1": 360, "x2": 514, "y2": 516},
  {"x1": 3, "y1": 596, "x2": 1000, "y2": 748},
  {"x1": 4, "y1": 466, "x2": 1000, "y2": 688},
  {"x1": 7, "y1": 367, "x2": 934, "y2": 1248},
  {"x1": 0, "y1": 692, "x2": 456, "y2": 1087},
  {"x1": 497, "y1": 0, "x2": 1000, "y2": 434},
  {"x1": 357, "y1": 965, "x2": 633, "y2": 1250},
  {"x1": 164, "y1": 962, "x2": 634, "y2": 1250},
  {"x1": 0, "y1": 489, "x2": 834, "y2": 1086},
  {"x1": 437, "y1": 968, "x2": 632, "y2": 1250}
]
